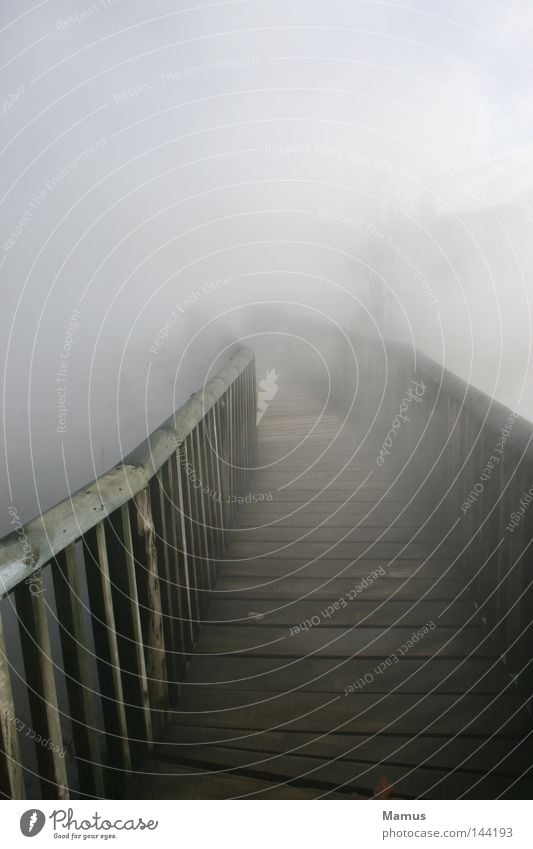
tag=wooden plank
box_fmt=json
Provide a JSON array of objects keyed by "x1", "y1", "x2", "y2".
[
  {"x1": 204, "y1": 598, "x2": 476, "y2": 628},
  {"x1": 225, "y1": 526, "x2": 445, "y2": 544},
  {"x1": 207, "y1": 406, "x2": 226, "y2": 556},
  {"x1": 160, "y1": 723, "x2": 532, "y2": 777},
  {"x1": 174, "y1": 689, "x2": 530, "y2": 738},
  {"x1": 0, "y1": 608, "x2": 25, "y2": 799},
  {"x1": 176, "y1": 441, "x2": 202, "y2": 632},
  {"x1": 105, "y1": 505, "x2": 153, "y2": 756},
  {"x1": 52, "y1": 545, "x2": 105, "y2": 798},
  {"x1": 216, "y1": 558, "x2": 454, "y2": 580},
  {"x1": 14, "y1": 575, "x2": 69, "y2": 799},
  {"x1": 130, "y1": 758, "x2": 362, "y2": 799},
  {"x1": 192, "y1": 426, "x2": 215, "y2": 596},
  {"x1": 225, "y1": 541, "x2": 444, "y2": 561},
  {"x1": 195, "y1": 420, "x2": 218, "y2": 576},
  {"x1": 164, "y1": 455, "x2": 194, "y2": 653},
  {"x1": 149, "y1": 468, "x2": 185, "y2": 700},
  {"x1": 183, "y1": 654, "x2": 511, "y2": 694},
  {"x1": 212, "y1": 576, "x2": 468, "y2": 602},
  {"x1": 194, "y1": 624, "x2": 496, "y2": 658},
  {"x1": 237, "y1": 502, "x2": 440, "y2": 517},
  {"x1": 235, "y1": 512, "x2": 445, "y2": 529},
  {"x1": 151, "y1": 737, "x2": 533, "y2": 800},
  {"x1": 131, "y1": 489, "x2": 169, "y2": 738},
  {"x1": 83, "y1": 524, "x2": 132, "y2": 786}
]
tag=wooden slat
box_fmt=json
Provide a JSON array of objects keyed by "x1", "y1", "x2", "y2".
[
  {"x1": 215, "y1": 557, "x2": 454, "y2": 579},
  {"x1": 191, "y1": 428, "x2": 214, "y2": 598},
  {"x1": 164, "y1": 456, "x2": 194, "y2": 654},
  {"x1": 131, "y1": 489, "x2": 169, "y2": 738},
  {"x1": 14, "y1": 576, "x2": 69, "y2": 799},
  {"x1": 52, "y1": 545, "x2": 105, "y2": 798},
  {"x1": 206, "y1": 407, "x2": 226, "y2": 557},
  {"x1": 194, "y1": 624, "x2": 496, "y2": 658},
  {"x1": 105, "y1": 505, "x2": 153, "y2": 757},
  {"x1": 225, "y1": 541, "x2": 443, "y2": 560},
  {"x1": 130, "y1": 758, "x2": 361, "y2": 799},
  {"x1": 204, "y1": 598, "x2": 476, "y2": 628},
  {"x1": 151, "y1": 735, "x2": 533, "y2": 800},
  {"x1": 83, "y1": 523, "x2": 132, "y2": 786},
  {"x1": 184, "y1": 654, "x2": 511, "y2": 694},
  {"x1": 149, "y1": 469, "x2": 185, "y2": 700},
  {"x1": 162, "y1": 723, "x2": 532, "y2": 777},
  {"x1": 175, "y1": 688, "x2": 530, "y2": 738},
  {"x1": 212, "y1": 576, "x2": 467, "y2": 602},
  {"x1": 175, "y1": 444, "x2": 201, "y2": 635},
  {"x1": 0, "y1": 608, "x2": 25, "y2": 799}
]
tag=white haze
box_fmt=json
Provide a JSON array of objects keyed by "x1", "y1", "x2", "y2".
[{"x1": 1, "y1": 0, "x2": 533, "y2": 534}]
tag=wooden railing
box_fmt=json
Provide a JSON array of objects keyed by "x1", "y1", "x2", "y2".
[
  {"x1": 287, "y1": 326, "x2": 533, "y2": 697},
  {"x1": 0, "y1": 347, "x2": 256, "y2": 800},
  {"x1": 387, "y1": 344, "x2": 533, "y2": 699}
]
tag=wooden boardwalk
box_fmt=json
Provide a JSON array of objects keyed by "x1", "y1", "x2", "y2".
[{"x1": 132, "y1": 383, "x2": 533, "y2": 800}]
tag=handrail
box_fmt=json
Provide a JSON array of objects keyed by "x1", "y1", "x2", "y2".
[
  {"x1": 0, "y1": 347, "x2": 254, "y2": 599},
  {"x1": 0, "y1": 345, "x2": 257, "y2": 800},
  {"x1": 384, "y1": 341, "x2": 533, "y2": 700},
  {"x1": 407, "y1": 346, "x2": 533, "y2": 459}
]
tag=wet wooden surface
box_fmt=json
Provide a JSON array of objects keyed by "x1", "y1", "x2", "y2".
[{"x1": 131, "y1": 383, "x2": 533, "y2": 800}]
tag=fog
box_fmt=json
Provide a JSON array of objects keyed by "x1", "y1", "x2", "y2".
[{"x1": 2, "y1": 0, "x2": 533, "y2": 535}]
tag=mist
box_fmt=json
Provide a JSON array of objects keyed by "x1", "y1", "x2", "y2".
[{"x1": 2, "y1": 0, "x2": 533, "y2": 536}]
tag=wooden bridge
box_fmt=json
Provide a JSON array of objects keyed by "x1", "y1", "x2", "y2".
[{"x1": 1, "y1": 344, "x2": 532, "y2": 800}]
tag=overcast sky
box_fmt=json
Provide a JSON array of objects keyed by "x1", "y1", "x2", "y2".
[{"x1": 1, "y1": 0, "x2": 533, "y2": 532}]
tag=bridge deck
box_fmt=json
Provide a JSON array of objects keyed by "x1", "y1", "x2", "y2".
[{"x1": 132, "y1": 383, "x2": 532, "y2": 799}]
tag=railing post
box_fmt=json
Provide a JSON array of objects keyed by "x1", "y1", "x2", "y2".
[
  {"x1": 104, "y1": 505, "x2": 153, "y2": 761},
  {"x1": 0, "y1": 609, "x2": 25, "y2": 799},
  {"x1": 131, "y1": 489, "x2": 169, "y2": 738},
  {"x1": 14, "y1": 577, "x2": 69, "y2": 799},
  {"x1": 83, "y1": 523, "x2": 132, "y2": 792},
  {"x1": 149, "y1": 466, "x2": 186, "y2": 701},
  {"x1": 52, "y1": 545, "x2": 105, "y2": 798}
]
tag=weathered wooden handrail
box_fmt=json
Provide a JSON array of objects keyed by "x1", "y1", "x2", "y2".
[
  {"x1": 288, "y1": 324, "x2": 533, "y2": 697},
  {"x1": 0, "y1": 347, "x2": 256, "y2": 800},
  {"x1": 390, "y1": 343, "x2": 533, "y2": 699}
]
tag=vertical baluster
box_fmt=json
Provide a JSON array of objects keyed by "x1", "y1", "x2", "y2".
[
  {"x1": 461, "y1": 410, "x2": 477, "y2": 580},
  {"x1": 207, "y1": 406, "x2": 226, "y2": 560},
  {"x1": 500, "y1": 454, "x2": 529, "y2": 675},
  {"x1": 444, "y1": 395, "x2": 456, "y2": 528},
  {"x1": 239, "y1": 369, "x2": 246, "y2": 476},
  {"x1": 14, "y1": 576, "x2": 69, "y2": 799},
  {"x1": 191, "y1": 426, "x2": 213, "y2": 598},
  {"x1": 165, "y1": 455, "x2": 194, "y2": 654},
  {"x1": 237, "y1": 374, "x2": 244, "y2": 493},
  {"x1": 149, "y1": 468, "x2": 185, "y2": 701},
  {"x1": 0, "y1": 608, "x2": 25, "y2": 799},
  {"x1": 243, "y1": 365, "x2": 250, "y2": 474},
  {"x1": 233, "y1": 374, "x2": 243, "y2": 490},
  {"x1": 52, "y1": 545, "x2": 105, "y2": 798},
  {"x1": 130, "y1": 489, "x2": 169, "y2": 738},
  {"x1": 216, "y1": 396, "x2": 231, "y2": 539},
  {"x1": 104, "y1": 505, "x2": 152, "y2": 762},
  {"x1": 228, "y1": 383, "x2": 236, "y2": 520},
  {"x1": 176, "y1": 442, "x2": 201, "y2": 638},
  {"x1": 83, "y1": 523, "x2": 131, "y2": 790},
  {"x1": 197, "y1": 420, "x2": 217, "y2": 580},
  {"x1": 516, "y1": 465, "x2": 533, "y2": 695},
  {"x1": 251, "y1": 360, "x2": 258, "y2": 466},
  {"x1": 473, "y1": 420, "x2": 494, "y2": 615}
]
